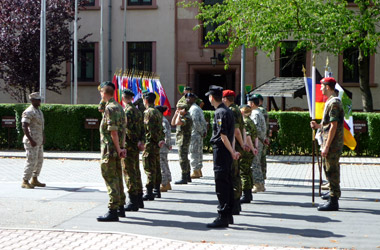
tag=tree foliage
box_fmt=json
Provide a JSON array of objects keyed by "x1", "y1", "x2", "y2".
[
  {"x1": 0, "y1": 0, "x2": 90, "y2": 103},
  {"x1": 181, "y1": 0, "x2": 380, "y2": 111}
]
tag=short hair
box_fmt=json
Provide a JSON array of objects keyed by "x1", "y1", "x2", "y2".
[
  {"x1": 103, "y1": 85, "x2": 114, "y2": 96},
  {"x1": 225, "y1": 96, "x2": 234, "y2": 103},
  {"x1": 212, "y1": 95, "x2": 222, "y2": 102},
  {"x1": 249, "y1": 98, "x2": 260, "y2": 106},
  {"x1": 145, "y1": 94, "x2": 156, "y2": 104}
]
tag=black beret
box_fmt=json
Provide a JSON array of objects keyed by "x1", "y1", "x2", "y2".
[
  {"x1": 123, "y1": 89, "x2": 135, "y2": 97},
  {"x1": 100, "y1": 81, "x2": 115, "y2": 90},
  {"x1": 185, "y1": 93, "x2": 197, "y2": 98}
]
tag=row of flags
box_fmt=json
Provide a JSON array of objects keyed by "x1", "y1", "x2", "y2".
[
  {"x1": 111, "y1": 73, "x2": 172, "y2": 116},
  {"x1": 304, "y1": 61, "x2": 357, "y2": 151}
]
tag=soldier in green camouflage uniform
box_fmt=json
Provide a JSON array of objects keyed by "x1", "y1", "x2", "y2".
[
  {"x1": 97, "y1": 82, "x2": 127, "y2": 222},
  {"x1": 122, "y1": 89, "x2": 145, "y2": 211},
  {"x1": 239, "y1": 105, "x2": 258, "y2": 203},
  {"x1": 222, "y1": 90, "x2": 248, "y2": 215},
  {"x1": 311, "y1": 77, "x2": 344, "y2": 211},
  {"x1": 172, "y1": 102, "x2": 193, "y2": 184},
  {"x1": 133, "y1": 97, "x2": 146, "y2": 113},
  {"x1": 257, "y1": 94, "x2": 270, "y2": 180},
  {"x1": 142, "y1": 92, "x2": 165, "y2": 201}
]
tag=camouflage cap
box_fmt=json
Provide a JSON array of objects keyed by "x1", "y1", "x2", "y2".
[
  {"x1": 29, "y1": 92, "x2": 41, "y2": 100},
  {"x1": 176, "y1": 102, "x2": 188, "y2": 110}
]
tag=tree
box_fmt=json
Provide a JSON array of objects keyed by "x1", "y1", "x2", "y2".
[
  {"x1": 181, "y1": 0, "x2": 380, "y2": 112},
  {"x1": 0, "y1": 0, "x2": 90, "y2": 103}
]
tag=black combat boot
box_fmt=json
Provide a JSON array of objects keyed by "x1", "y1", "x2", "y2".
[
  {"x1": 175, "y1": 174, "x2": 188, "y2": 185},
  {"x1": 186, "y1": 172, "x2": 192, "y2": 183},
  {"x1": 206, "y1": 212, "x2": 229, "y2": 228},
  {"x1": 321, "y1": 191, "x2": 330, "y2": 200},
  {"x1": 142, "y1": 187, "x2": 155, "y2": 201},
  {"x1": 97, "y1": 209, "x2": 119, "y2": 222},
  {"x1": 318, "y1": 196, "x2": 339, "y2": 211},
  {"x1": 125, "y1": 194, "x2": 139, "y2": 211},
  {"x1": 153, "y1": 184, "x2": 161, "y2": 198},
  {"x1": 231, "y1": 199, "x2": 241, "y2": 215},
  {"x1": 117, "y1": 205, "x2": 126, "y2": 217},
  {"x1": 138, "y1": 192, "x2": 144, "y2": 208},
  {"x1": 240, "y1": 190, "x2": 251, "y2": 204}
]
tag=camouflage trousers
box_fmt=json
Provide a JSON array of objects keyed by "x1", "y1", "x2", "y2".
[
  {"x1": 160, "y1": 152, "x2": 172, "y2": 185},
  {"x1": 178, "y1": 141, "x2": 191, "y2": 175},
  {"x1": 323, "y1": 152, "x2": 341, "y2": 198},
  {"x1": 251, "y1": 141, "x2": 264, "y2": 185},
  {"x1": 101, "y1": 156, "x2": 126, "y2": 209},
  {"x1": 190, "y1": 133, "x2": 203, "y2": 171},
  {"x1": 23, "y1": 143, "x2": 44, "y2": 180},
  {"x1": 232, "y1": 147, "x2": 243, "y2": 200},
  {"x1": 240, "y1": 150, "x2": 254, "y2": 190},
  {"x1": 142, "y1": 143, "x2": 161, "y2": 189},
  {"x1": 261, "y1": 145, "x2": 267, "y2": 179},
  {"x1": 122, "y1": 146, "x2": 143, "y2": 196}
]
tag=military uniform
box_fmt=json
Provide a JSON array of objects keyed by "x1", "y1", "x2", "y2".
[
  {"x1": 176, "y1": 111, "x2": 193, "y2": 178},
  {"x1": 241, "y1": 116, "x2": 257, "y2": 192},
  {"x1": 160, "y1": 116, "x2": 172, "y2": 186},
  {"x1": 177, "y1": 94, "x2": 203, "y2": 109},
  {"x1": 22, "y1": 104, "x2": 45, "y2": 183},
  {"x1": 143, "y1": 104, "x2": 165, "y2": 198},
  {"x1": 100, "y1": 97, "x2": 126, "y2": 210},
  {"x1": 123, "y1": 103, "x2": 144, "y2": 197},
  {"x1": 189, "y1": 103, "x2": 207, "y2": 173},
  {"x1": 133, "y1": 98, "x2": 146, "y2": 113},
  {"x1": 250, "y1": 109, "x2": 266, "y2": 187},
  {"x1": 258, "y1": 106, "x2": 269, "y2": 179},
  {"x1": 228, "y1": 103, "x2": 244, "y2": 209},
  {"x1": 321, "y1": 95, "x2": 344, "y2": 199}
]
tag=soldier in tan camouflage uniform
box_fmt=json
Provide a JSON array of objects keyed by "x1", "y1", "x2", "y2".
[
  {"x1": 256, "y1": 94, "x2": 271, "y2": 180},
  {"x1": 311, "y1": 77, "x2": 344, "y2": 211},
  {"x1": 142, "y1": 92, "x2": 165, "y2": 201},
  {"x1": 97, "y1": 82, "x2": 127, "y2": 222},
  {"x1": 21, "y1": 92, "x2": 46, "y2": 189},
  {"x1": 122, "y1": 89, "x2": 145, "y2": 212},
  {"x1": 172, "y1": 102, "x2": 193, "y2": 184}
]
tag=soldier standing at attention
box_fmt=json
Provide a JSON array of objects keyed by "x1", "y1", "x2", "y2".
[
  {"x1": 21, "y1": 92, "x2": 46, "y2": 189},
  {"x1": 256, "y1": 94, "x2": 271, "y2": 180},
  {"x1": 222, "y1": 90, "x2": 248, "y2": 215},
  {"x1": 97, "y1": 82, "x2": 127, "y2": 222},
  {"x1": 172, "y1": 102, "x2": 193, "y2": 184},
  {"x1": 177, "y1": 86, "x2": 205, "y2": 109},
  {"x1": 248, "y1": 94, "x2": 266, "y2": 193},
  {"x1": 310, "y1": 77, "x2": 344, "y2": 211},
  {"x1": 186, "y1": 93, "x2": 207, "y2": 179},
  {"x1": 142, "y1": 92, "x2": 165, "y2": 201},
  {"x1": 121, "y1": 89, "x2": 145, "y2": 212},
  {"x1": 239, "y1": 105, "x2": 258, "y2": 203},
  {"x1": 155, "y1": 105, "x2": 173, "y2": 192},
  {"x1": 206, "y1": 85, "x2": 240, "y2": 228}
]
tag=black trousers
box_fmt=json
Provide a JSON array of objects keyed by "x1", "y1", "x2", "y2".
[{"x1": 213, "y1": 145, "x2": 234, "y2": 214}]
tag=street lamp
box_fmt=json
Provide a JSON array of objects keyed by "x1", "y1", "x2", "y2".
[{"x1": 210, "y1": 49, "x2": 217, "y2": 67}]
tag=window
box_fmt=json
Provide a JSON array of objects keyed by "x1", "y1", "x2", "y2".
[
  {"x1": 128, "y1": 42, "x2": 152, "y2": 72},
  {"x1": 78, "y1": 43, "x2": 95, "y2": 82},
  {"x1": 80, "y1": 0, "x2": 95, "y2": 6},
  {"x1": 128, "y1": 0, "x2": 152, "y2": 5},
  {"x1": 202, "y1": 0, "x2": 227, "y2": 46},
  {"x1": 279, "y1": 41, "x2": 306, "y2": 77},
  {"x1": 343, "y1": 48, "x2": 360, "y2": 83}
]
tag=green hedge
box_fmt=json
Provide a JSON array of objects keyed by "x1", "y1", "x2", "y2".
[{"x1": 0, "y1": 104, "x2": 379, "y2": 156}]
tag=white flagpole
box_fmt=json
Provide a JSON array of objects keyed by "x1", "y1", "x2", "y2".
[
  {"x1": 100, "y1": 0, "x2": 104, "y2": 83},
  {"x1": 39, "y1": 0, "x2": 46, "y2": 103},
  {"x1": 73, "y1": 0, "x2": 78, "y2": 104},
  {"x1": 311, "y1": 54, "x2": 316, "y2": 120},
  {"x1": 241, "y1": 44, "x2": 246, "y2": 106}
]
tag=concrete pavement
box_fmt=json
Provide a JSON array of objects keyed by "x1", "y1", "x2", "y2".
[{"x1": 0, "y1": 151, "x2": 379, "y2": 249}]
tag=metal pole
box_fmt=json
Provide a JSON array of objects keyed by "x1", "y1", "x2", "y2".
[
  {"x1": 100, "y1": 0, "x2": 104, "y2": 83},
  {"x1": 240, "y1": 44, "x2": 246, "y2": 105},
  {"x1": 39, "y1": 0, "x2": 46, "y2": 103},
  {"x1": 73, "y1": 0, "x2": 78, "y2": 104},
  {"x1": 123, "y1": 0, "x2": 127, "y2": 70},
  {"x1": 108, "y1": 0, "x2": 112, "y2": 80}
]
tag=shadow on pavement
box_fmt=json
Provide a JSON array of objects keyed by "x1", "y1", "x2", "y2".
[
  {"x1": 138, "y1": 207, "x2": 216, "y2": 218},
  {"x1": 252, "y1": 200, "x2": 313, "y2": 208},
  {"x1": 41, "y1": 186, "x2": 103, "y2": 193},
  {"x1": 241, "y1": 210, "x2": 341, "y2": 223}
]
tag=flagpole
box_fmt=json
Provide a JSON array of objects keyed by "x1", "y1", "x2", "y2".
[
  {"x1": 39, "y1": 0, "x2": 46, "y2": 103},
  {"x1": 123, "y1": 0, "x2": 127, "y2": 70},
  {"x1": 100, "y1": 0, "x2": 104, "y2": 83},
  {"x1": 73, "y1": 0, "x2": 78, "y2": 104},
  {"x1": 241, "y1": 44, "x2": 246, "y2": 105},
  {"x1": 311, "y1": 54, "x2": 316, "y2": 205}
]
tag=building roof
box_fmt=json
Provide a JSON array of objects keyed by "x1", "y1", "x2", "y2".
[{"x1": 250, "y1": 77, "x2": 306, "y2": 98}]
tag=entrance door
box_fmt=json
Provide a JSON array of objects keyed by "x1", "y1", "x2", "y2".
[{"x1": 194, "y1": 71, "x2": 235, "y2": 110}]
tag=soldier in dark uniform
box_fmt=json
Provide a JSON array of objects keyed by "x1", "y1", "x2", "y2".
[
  {"x1": 171, "y1": 102, "x2": 193, "y2": 184},
  {"x1": 121, "y1": 89, "x2": 145, "y2": 211},
  {"x1": 142, "y1": 92, "x2": 165, "y2": 201},
  {"x1": 310, "y1": 77, "x2": 344, "y2": 211},
  {"x1": 222, "y1": 90, "x2": 249, "y2": 215},
  {"x1": 97, "y1": 82, "x2": 127, "y2": 222},
  {"x1": 206, "y1": 85, "x2": 240, "y2": 228},
  {"x1": 177, "y1": 86, "x2": 204, "y2": 109}
]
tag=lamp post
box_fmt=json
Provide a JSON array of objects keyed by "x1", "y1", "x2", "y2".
[{"x1": 210, "y1": 49, "x2": 217, "y2": 67}]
